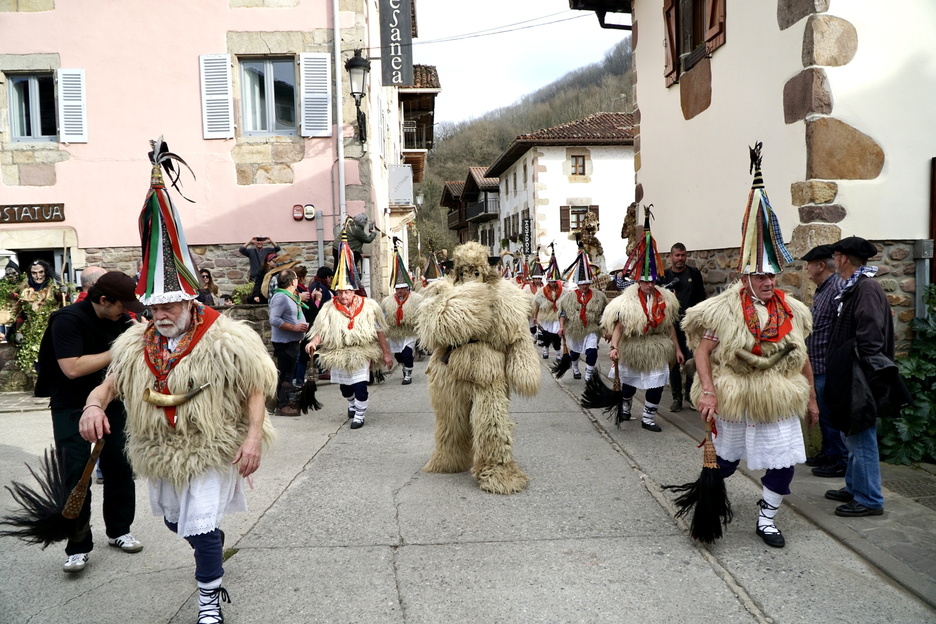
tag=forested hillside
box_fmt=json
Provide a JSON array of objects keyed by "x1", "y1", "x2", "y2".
[{"x1": 411, "y1": 37, "x2": 633, "y2": 260}]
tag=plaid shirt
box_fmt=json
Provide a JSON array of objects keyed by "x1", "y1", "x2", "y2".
[{"x1": 806, "y1": 272, "x2": 845, "y2": 374}]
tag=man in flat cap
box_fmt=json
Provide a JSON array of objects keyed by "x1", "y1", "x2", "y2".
[
  {"x1": 802, "y1": 245, "x2": 847, "y2": 477},
  {"x1": 823, "y1": 236, "x2": 896, "y2": 517}
]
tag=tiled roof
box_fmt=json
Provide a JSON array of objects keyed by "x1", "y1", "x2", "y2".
[
  {"x1": 401, "y1": 65, "x2": 440, "y2": 90},
  {"x1": 468, "y1": 166, "x2": 499, "y2": 191},
  {"x1": 485, "y1": 112, "x2": 635, "y2": 178},
  {"x1": 444, "y1": 181, "x2": 464, "y2": 196}
]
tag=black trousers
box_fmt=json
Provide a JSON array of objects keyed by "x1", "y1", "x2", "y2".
[
  {"x1": 273, "y1": 341, "x2": 300, "y2": 407},
  {"x1": 51, "y1": 406, "x2": 136, "y2": 555},
  {"x1": 669, "y1": 325, "x2": 693, "y2": 399}
]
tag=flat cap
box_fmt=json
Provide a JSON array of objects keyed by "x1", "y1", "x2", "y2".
[
  {"x1": 801, "y1": 244, "x2": 834, "y2": 262},
  {"x1": 832, "y1": 236, "x2": 878, "y2": 260}
]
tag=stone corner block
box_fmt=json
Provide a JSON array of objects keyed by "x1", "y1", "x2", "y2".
[
  {"x1": 783, "y1": 68, "x2": 832, "y2": 124},
  {"x1": 803, "y1": 14, "x2": 858, "y2": 67},
  {"x1": 791, "y1": 180, "x2": 838, "y2": 206},
  {"x1": 777, "y1": 0, "x2": 830, "y2": 31},
  {"x1": 806, "y1": 117, "x2": 884, "y2": 180}
]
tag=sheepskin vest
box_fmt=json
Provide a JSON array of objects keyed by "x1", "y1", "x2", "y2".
[
  {"x1": 681, "y1": 281, "x2": 813, "y2": 423},
  {"x1": 110, "y1": 314, "x2": 278, "y2": 489},
  {"x1": 310, "y1": 296, "x2": 387, "y2": 372},
  {"x1": 558, "y1": 288, "x2": 608, "y2": 341},
  {"x1": 533, "y1": 284, "x2": 564, "y2": 323},
  {"x1": 601, "y1": 284, "x2": 679, "y2": 372},
  {"x1": 379, "y1": 291, "x2": 424, "y2": 342}
]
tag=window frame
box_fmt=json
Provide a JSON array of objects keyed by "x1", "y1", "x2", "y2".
[
  {"x1": 664, "y1": 0, "x2": 726, "y2": 86},
  {"x1": 8, "y1": 72, "x2": 57, "y2": 143},
  {"x1": 571, "y1": 155, "x2": 586, "y2": 176},
  {"x1": 239, "y1": 56, "x2": 299, "y2": 137}
]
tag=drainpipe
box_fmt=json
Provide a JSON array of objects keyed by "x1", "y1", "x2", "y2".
[
  {"x1": 316, "y1": 209, "x2": 325, "y2": 267},
  {"x1": 333, "y1": 0, "x2": 346, "y2": 228}
]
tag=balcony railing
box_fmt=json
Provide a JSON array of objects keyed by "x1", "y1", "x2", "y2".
[
  {"x1": 402, "y1": 120, "x2": 433, "y2": 151},
  {"x1": 447, "y1": 210, "x2": 466, "y2": 229},
  {"x1": 465, "y1": 196, "x2": 499, "y2": 222}
]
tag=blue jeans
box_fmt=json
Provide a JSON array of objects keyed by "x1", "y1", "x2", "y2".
[
  {"x1": 844, "y1": 424, "x2": 884, "y2": 509},
  {"x1": 814, "y1": 374, "x2": 848, "y2": 465}
]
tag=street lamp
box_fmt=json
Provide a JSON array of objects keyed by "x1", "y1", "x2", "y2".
[
  {"x1": 345, "y1": 49, "x2": 370, "y2": 143},
  {"x1": 415, "y1": 192, "x2": 424, "y2": 212}
]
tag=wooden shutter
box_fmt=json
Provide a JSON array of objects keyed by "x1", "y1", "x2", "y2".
[
  {"x1": 663, "y1": 0, "x2": 679, "y2": 86},
  {"x1": 560, "y1": 205, "x2": 571, "y2": 232},
  {"x1": 199, "y1": 54, "x2": 234, "y2": 139},
  {"x1": 589, "y1": 205, "x2": 600, "y2": 222},
  {"x1": 299, "y1": 53, "x2": 332, "y2": 138},
  {"x1": 56, "y1": 69, "x2": 87, "y2": 143},
  {"x1": 704, "y1": 0, "x2": 726, "y2": 53}
]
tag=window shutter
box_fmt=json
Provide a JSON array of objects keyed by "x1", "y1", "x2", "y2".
[
  {"x1": 560, "y1": 205, "x2": 571, "y2": 232},
  {"x1": 199, "y1": 54, "x2": 234, "y2": 139},
  {"x1": 704, "y1": 0, "x2": 726, "y2": 53},
  {"x1": 663, "y1": 0, "x2": 679, "y2": 86},
  {"x1": 56, "y1": 69, "x2": 87, "y2": 143},
  {"x1": 589, "y1": 205, "x2": 600, "y2": 222},
  {"x1": 299, "y1": 53, "x2": 332, "y2": 138}
]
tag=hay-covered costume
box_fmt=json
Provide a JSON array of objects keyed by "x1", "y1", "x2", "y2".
[
  {"x1": 681, "y1": 142, "x2": 817, "y2": 549},
  {"x1": 417, "y1": 242, "x2": 541, "y2": 494},
  {"x1": 380, "y1": 245, "x2": 423, "y2": 385},
  {"x1": 558, "y1": 251, "x2": 607, "y2": 381}
]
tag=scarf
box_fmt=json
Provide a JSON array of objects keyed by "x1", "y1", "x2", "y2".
[
  {"x1": 638, "y1": 287, "x2": 666, "y2": 334},
  {"x1": 740, "y1": 287, "x2": 793, "y2": 355},
  {"x1": 273, "y1": 288, "x2": 308, "y2": 320},
  {"x1": 394, "y1": 291, "x2": 409, "y2": 326},
  {"x1": 544, "y1": 282, "x2": 563, "y2": 311},
  {"x1": 576, "y1": 289, "x2": 593, "y2": 325},
  {"x1": 835, "y1": 265, "x2": 879, "y2": 305},
  {"x1": 529, "y1": 282, "x2": 540, "y2": 295},
  {"x1": 143, "y1": 303, "x2": 220, "y2": 428},
  {"x1": 333, "y1": 295, "x2": 365, "y2": 330}
]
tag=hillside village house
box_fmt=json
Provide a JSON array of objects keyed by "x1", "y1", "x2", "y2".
[
  {"x1": 0, "y1": 0, "x2": 437, "y2": 302},
  {"x1": 573, "y1": 0, "x2": 936, "y2": 351},
  {"x1": 483, "y1": 112, "x2": 635, "y2": 272}
]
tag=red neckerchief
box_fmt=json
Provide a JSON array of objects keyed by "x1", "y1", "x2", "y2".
[
  {"x1": 576, "y1": 289, "x2": 593, "y2": 325},
  {"x1": 638, "y1": 287, "x2": 666, "y2": 334},
  {"x1": 741, "y1": 288, "x2": 793, "y2": 355},
  {"x1": 333, "y1": 294, "x2": 364, "y2": 330},
  {"x1": 143, "y1": 303, "x2": 219, "y2": 428},
  {"x1": 529, "y1": 282, "x2": 540, "y2": 295},
  {"x1": 544, "y1": 282, "x2": 563, "y2": 311},
  {"x1": 394, "y1": 291, "x2": 409, "y2": 326}
]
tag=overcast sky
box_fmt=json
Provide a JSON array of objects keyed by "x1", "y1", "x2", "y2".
[{"x1": 411, "y1": 2, "x2": 629, "y2": 124}]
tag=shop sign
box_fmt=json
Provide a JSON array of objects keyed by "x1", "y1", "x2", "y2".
[{"x1": 1, "y1": 204, "x2": 65, "y2": 223}]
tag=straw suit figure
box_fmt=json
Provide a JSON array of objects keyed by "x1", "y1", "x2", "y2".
[
  {"x1": 532, "y1": 247, "x2": 565, "y2": 362},
  {"x1": 682, "y1": 143, "x2": 818, "y2": 548},
  {"x1": 379, "y1": 242, "x2": 423, "y2": 385},
  {"x1": 557, "y1": 249, "x2": 608, "y2": 381},
  {"x1": 416, "y1": 241, "x2": 541, "y2": 494}
]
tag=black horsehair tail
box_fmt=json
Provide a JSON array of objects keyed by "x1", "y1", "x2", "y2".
[{"x1": 749, "y1": 141, "x2": 763, "y2": 174}]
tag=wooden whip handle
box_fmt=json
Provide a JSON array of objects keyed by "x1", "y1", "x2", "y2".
[
  {"x1": 702, "y1": 420, "x2": 718, "y2": 469},
  {"x1": 612, "y1": 361, "x2": 621, "y2": 392},
  {"x1": 62, "y1": 439, "x2": 105, "y2": 520}
]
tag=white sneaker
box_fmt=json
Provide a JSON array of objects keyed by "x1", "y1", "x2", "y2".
[
  {"x1": 108, "y1": 533, "x2": 143, "y2": 553},
  {"x1": 63, "y1": 553, "x2": 88, "y2": 573}
]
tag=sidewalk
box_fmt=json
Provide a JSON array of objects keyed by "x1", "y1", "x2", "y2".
[{"x1": 1, "y1": 359, "x2": 934, "y2": 623}]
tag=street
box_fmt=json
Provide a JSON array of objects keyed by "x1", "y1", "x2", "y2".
[{"x1": 1, "y1": 359, "x2": 934, "y2": 624}]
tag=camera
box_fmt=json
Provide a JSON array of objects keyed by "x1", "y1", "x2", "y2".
[{"x1": 257, "y1": 236, "x2": 267, "y2": 241}]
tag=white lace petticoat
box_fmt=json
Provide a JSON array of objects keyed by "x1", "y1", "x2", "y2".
[{"x1": 149, "y1": 465, "x2": 247, "y2": 537}]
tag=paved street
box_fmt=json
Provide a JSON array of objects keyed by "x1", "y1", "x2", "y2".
[{"x1": 1, "y1": 358, "x2": 935, "y2": 624}]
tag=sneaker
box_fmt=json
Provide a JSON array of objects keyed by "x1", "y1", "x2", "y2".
[
  {"x1": 274, "y1": 405, "x2": 300, "y2": 416},
  {"x1": 834, "y1": 500, "x2": 883, "y2": 517},
  {"x1": 812, "y1": 464, "x2": 846, "y2": 478},
  {"x1": 63, "y1": 553, "x2": 88, "y2": 573},
  {"x1": 542, "y1": 350, "x2": 549, "y2": 359},
  {"x1": 108, "y1": 533, "x2": 143, "y2": 553},
  {"x1": 669, "y1": 397, "x2": 683, "y2": 412}
]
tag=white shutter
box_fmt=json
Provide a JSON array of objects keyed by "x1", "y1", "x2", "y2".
[
  {"x1": 56, "y1": 69, "x2": 87, "y2": 143},
  {"x1": 299, "y1": 53, "x2": 331, "y2": 138},
  {"x1": 199, "y1": 54, "x2": 234, "y2": 139}
]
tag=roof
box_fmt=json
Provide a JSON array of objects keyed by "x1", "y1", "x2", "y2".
[
  {"x1": 440, "y1": 181, "x2": 464, "y2": 209},
  {"x1": 400, "y1": 65, "x2": 441, "y2": 90},
  {"x1": 462, "y1": 167, "x2": 499, "y2": 202},
  {"x1": 485, "y1": 112, "x2": 635, "y2": 178}
]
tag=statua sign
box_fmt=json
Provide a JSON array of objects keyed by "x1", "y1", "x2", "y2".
[{"x1": 1, "y1": 204, "x2": 65, "y2": 223}]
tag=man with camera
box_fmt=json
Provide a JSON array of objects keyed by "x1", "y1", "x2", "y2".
[{"x1": 238, "y1": 236, "x2": 281, "y2": 282}]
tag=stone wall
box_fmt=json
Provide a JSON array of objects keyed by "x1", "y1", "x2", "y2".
[{"x1": 669, "y1": 239, "x2": 918, "y2": 356}]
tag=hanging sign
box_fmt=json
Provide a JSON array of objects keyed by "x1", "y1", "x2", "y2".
[{"x1": 379, "y1": 0, "x2": 414, "y2": 86}]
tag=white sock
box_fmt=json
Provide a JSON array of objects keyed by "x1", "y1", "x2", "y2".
[
  {"x1": 758, "y1": 487, "x2": 783, "y2": 533},
  {"x1": 353, "y1": 398, "x2": 368, "y2": 422},
  {"x1": 642, "y1": 402, "x2": 659, "y2": 423},
  {"x1": 585, "y1": 364, "x2": 594, "y2": 379},
  {"x1": 572, "y1": 361, "x2": 580, "y2": 373}
]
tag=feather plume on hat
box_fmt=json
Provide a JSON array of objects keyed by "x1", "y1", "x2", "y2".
[
  {"x1": 332, "y1": 226, "x2": 362, "y2": 291},
  {"x1": 389, "y1": 239, "x2": 413, "y2": 289},
  {"x1": 737, "y1": 142, "x2": 793, "y2": 275}
]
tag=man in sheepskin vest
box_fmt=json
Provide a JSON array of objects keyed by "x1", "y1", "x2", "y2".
[
  {"x1": 521, "y1": 260, "x2": 544, "y2": 341},
  {"x1": 558, "y1": 249, "x2": 608, "y2": 381},
  {"x1": 306, "y1": 232, "x2": 394, "y2": 429},
  {"x1": 532, "y1": 247, "x2": 565, "y2": 362},
  {"x1": 683, "y1": 145, "x2": 818, "y2": 549},
  {"x1": 79, "y1": 139, "x2": 278, "y2": 624},
  {"x1": 416, "y1": 241, "x2": 541, "y2": 494},
  {"x1": 379, "y1": 244, "x2": 423, "y2": 385},
  {"x1": 602, "y1": 213, "x2": 683, "y2": 432}
]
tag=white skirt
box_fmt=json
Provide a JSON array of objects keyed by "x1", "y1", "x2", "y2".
[
  {"x1": 610, "y1": 363, "x2": 669, "y2": 389},
  {"x1": 712, "y1": 416, "x2": 807, "y2": 471},
  {"x1": 149, "y1": 466, "x2": 247, "y2": 537},
  {"x1": 388, "y1": 335, "x2": 416, "y2": 354},
  {"x1": 567, "y1": 333, "x2": 600, "y2": 354},
  {"x1": 330, "y1": 364, "x2": 370, "y2": 385},
  {"x1": 539, "y1": 319, "x2": 561, "y2": 335}
]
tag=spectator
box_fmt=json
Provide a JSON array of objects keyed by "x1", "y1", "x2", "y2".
[
  {"x1": 0, "y1": 260, "x2": 21, "y2": 340},
  {"x1": 196, "y1": 269, "x2": 221, "y2": 306},
  {"x1": 239, "y1": 236, "x2": 281, "y2": 282},
  {"x1": 75, "y1": 266, "x2": 107, "y2": 303},
  {"x1": 662, "y1": 243, "x2": 707, "y2": 412},
  {"x1": 268, "y1": 269, "x2": 308, "y2": 416},
  {"x1": 250, "y1": 253, "x2": 277, "y2": 304}
]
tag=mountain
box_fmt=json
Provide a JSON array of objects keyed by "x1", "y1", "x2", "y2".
[{"x1": 412, "y1": 37, "x2": 634, "y2": 259}]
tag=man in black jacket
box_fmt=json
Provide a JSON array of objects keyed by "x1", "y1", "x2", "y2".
[
  {"x1": 663, "y1": 243, "x2": 706, "y2": 411},
  {"x1": 36, "y1": 272, "x2": 145, "y2": 573},
  {"x1": 823, "y1": 236, "x2": 894, "y2": 517}
]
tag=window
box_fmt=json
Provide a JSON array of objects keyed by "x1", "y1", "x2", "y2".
[
  {"x1": 505, "y1": 178, "x2": 509, "y2": 196},
  {"x1": 559, "y1": 205, "x2": 600, "y2": 233},
  {"x1": 523, "y1": 163, "x2": 528, "y2": 189},
  {"x1": 6, "y1": 69, "x2": 87, "y2": 143},
  {"x1": 571, "y1": 155, "x2": 586, "y2": 176},
  {"x1": 241, "y1": 58, "x2": 297, "y2": 135},
  {"x1": 200, "y1": 53, "x2": 331, "y2": 140},
  {"x1": 663, "y1": 0, "x2": 726, "y2": 86},
  {"x1": 512, "y1": 171, "x2": 517, "y2": 196}
]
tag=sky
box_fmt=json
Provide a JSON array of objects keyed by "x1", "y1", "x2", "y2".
[{"x1": 410, "y1": 1, "x2": 630, "y2": 124}]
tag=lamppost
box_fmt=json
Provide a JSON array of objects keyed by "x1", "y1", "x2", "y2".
[
  {"x1": 345, "y1": 49, "x2": 370, "y2": 143},
  {"x1": 415, "y1": 191, "x2": 424, "y2": 212}
]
